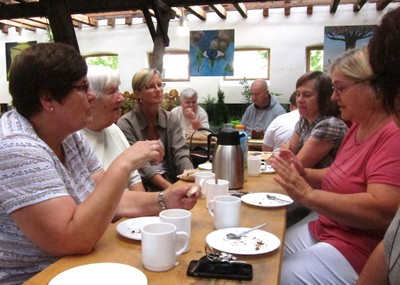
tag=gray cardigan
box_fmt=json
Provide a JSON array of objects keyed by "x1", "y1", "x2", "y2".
[{"x1": 117, "y1": 106, "x2": 193, "y2": 183}]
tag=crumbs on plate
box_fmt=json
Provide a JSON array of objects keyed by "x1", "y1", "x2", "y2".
[{"x1": 130, "y1": 228, "x2": 141, "y2": 235}]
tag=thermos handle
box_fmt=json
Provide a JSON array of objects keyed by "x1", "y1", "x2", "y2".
[{"x1": 207, "y1": 133, "x2": 217, "y2": 161}]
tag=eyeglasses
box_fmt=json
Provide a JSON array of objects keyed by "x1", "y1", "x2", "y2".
[
  {"x1": 143, "y1": 82, "x2": 165, "y2": 91},
  {"x1": 72, "y1": 81, "x2": 90, "y2": 94},
  {"x1": 332, "y1": 80, "x2": 365, "y2": 95}
]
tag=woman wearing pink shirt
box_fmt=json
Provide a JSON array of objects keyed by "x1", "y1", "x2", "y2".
[{"x1": 272, "y1": 46, "x2": 400, "y2": 284}]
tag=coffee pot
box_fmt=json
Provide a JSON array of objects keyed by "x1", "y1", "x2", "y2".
[{"x1": 207, "y1": 128, "x2": 244, "y2": 189}]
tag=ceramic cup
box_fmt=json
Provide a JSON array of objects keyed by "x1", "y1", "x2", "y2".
[
  {"x1": 248, "y1": 156, "x2": 267, "y2": 177},
  {"x1": 204, "y1": 179, "x2": 229, "y2": 208},
  {"x1": 208, "y1": 195, "x2": 241, "y2": 229},
  {"x1": 159, "y1": 209, "x2": 191, "y2": 253},
  {"x1": 194, "y1": 171, "x2": 216, "y2": 198},
  {"x1": 141, "y1": 222, "x2": 189, "y2": 272}
]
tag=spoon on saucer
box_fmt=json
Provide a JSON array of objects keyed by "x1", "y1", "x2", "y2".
[{"x1": 226, "y1": 222, "x2": 267, "y2": 239}]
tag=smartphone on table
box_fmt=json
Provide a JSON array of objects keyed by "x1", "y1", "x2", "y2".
[{"x1": 187, "y1": 259, "x2": 253, "y2": 281}]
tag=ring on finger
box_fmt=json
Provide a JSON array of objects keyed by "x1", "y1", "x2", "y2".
[{"x1": 152, "y1": 144, "x2": 156, "y2": 151}]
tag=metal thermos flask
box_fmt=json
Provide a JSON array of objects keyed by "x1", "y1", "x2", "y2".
[{"x1": 207, "y1": 128, "x2": 244, "y2": 189}]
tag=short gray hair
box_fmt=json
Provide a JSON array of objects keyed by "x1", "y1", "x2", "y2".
[
  {"x1": 180, "y1": 88, "x2": 198, "y2": 101},
  {"x1": 87, "y1": 65, "x2": 120, "y2": 98}
]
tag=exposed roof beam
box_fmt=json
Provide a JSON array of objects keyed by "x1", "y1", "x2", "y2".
[
  {"x1": 0, "y1": 22, "x2": 9, "y2": 34},
  {"x1": 0, "y1": 19, "x2": 36, "y2": 31},
  {"x1": 233, "y1": 2, "x2": 247, "y2": 18},
  {"x1": 210, "y1": 4, "x2": 227, "y2": 19},
  {"x1": 330, "y1": 0, "x2": 340, "y2": 13},
  {"x1": 14, "y1": 18, "x2": 47, "y2": 29},
  {"x1": 185, "y1": 5, "x2": 206, "y2": 20},
  {"x1": 125, "y1": 16, "x2": 132, "y2": 25},
  {"x1": 142, "y1": 9, "x2": 156, "y2": 41},
  {"x1": 71, "y1": 14, "x2": 98, "y2": 27},
  {"x1": 307, "y1": 5, "x2": 313, "y2": 14},
  {"x1": 376, "y1": 0, "x2": 392, "y2": 10},
  {"x1": 353, "y1": 0, "x2": 367, "y2": 11},
  {"x1": 263, "y1": 8, "x2": 269, "y2": 17}
]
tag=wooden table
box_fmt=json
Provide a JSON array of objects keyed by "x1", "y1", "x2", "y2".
[{"x1": 23, "y1": 174, "x2": 287, "y2": 285}]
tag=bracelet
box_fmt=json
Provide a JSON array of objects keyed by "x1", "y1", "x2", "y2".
[{"x1": 158, "y1": 191, "x2": 167, "y2": 211}]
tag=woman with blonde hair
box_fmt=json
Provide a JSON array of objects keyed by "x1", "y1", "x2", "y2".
[
  {"x1": 117, "y1": 68, "x2": 193, "y2": 192},
  {"x1": 273, "y1": 46, "x2": 400, "y2": 284}
]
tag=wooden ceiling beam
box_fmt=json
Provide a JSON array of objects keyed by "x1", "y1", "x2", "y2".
[
  {"x1": 263, "y1": 8, "x2": 269, "y2": 17},
  {"x1": 14, "y1": 18, "x2": 47, "y2": 29},
  {"x1": 330, "y1": 0, "x2": 340, "y2": 13},
  {"x1": 71, "y1": 14, "x2": 98, "y2": 27},
  {"x1": 307, "y1": 5, "x2": 313, "y2": 14},
  {"x1": 353, "y1": 0, "x2": 367, "y2": 11},
  {"x1": 233, "y1": 3, "x2": 247, "y2": 18},
  {"x1": 0, "y1": 22, "x2": 9, "y2": 34},
  {"x1": 210, "y1": 4, "x2": 227, "y2": 19},
  {"x1": 376, "y1": 0, "x2": 392, "y2": 10},
  {"x1": 185, "y1": 5, "x2": 206, "y2": 20},
  {"x1": 125, "y1": 16, "x2": 132, "y2": 25},
  {"x1": 0, "y1": 19, "x2": 36, "y2": 31}
]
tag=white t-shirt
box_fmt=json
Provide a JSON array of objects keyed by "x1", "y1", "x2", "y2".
[
  {"x1": 263, "y1": 109, "x2": 300, "y2": 152},
  {"x1": 81, "y1": 124, "x2": 142, "y2": 188}
]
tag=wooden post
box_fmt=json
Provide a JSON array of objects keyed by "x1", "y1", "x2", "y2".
[{"x1": 42, "y1": 0, "x2": 80, "y2": 53}]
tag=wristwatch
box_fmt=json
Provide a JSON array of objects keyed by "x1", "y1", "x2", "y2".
[{"x1": 158, "y1": 191, "x2": 167, "y2": 211}]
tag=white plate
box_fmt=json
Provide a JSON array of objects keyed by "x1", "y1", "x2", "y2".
[
  {"x1": 206, "y1": 228, "x2": 280, "y2": 255},
  {"x1": 241, "y1": 192, "x2": 293, "y2": 207},
  {"x1": 49, "y1": 263, "x2": 147, "y2": 285},
  {"x1": 261, "y1": 164, "x2": 275, "y2": 174},
  {"x1": 116, "y1": 216, "x2": 160, "y2": 240},
  {"x1": 198, "y1": 162, "x2": 212, "y2": 170}
]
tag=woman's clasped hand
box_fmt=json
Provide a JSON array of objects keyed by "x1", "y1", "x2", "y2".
[{"x1": 270, "y1": 150, "x2": 313, "y2": 203}]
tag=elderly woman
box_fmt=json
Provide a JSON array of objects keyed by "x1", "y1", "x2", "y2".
[
  {"x1": 170, "y1": 87, "x2": 210, "y2": 133},
  {"x1": 357, "y1": 7, "x2": 400, "y2": 285},
  {"x1": 272, "y1": 46, "x2": 400, "y2": 284},
  {"x1": 0, "y1": 43, "x2": 198, "y2": 285},
  {"x1": 285, "y1": 71, "x2": 348, "y2": 169},
  {"x1": 117, "y1": 68, "x2": 194, "y2": 192},
  {"x1": 82, "y1": 66, "x2": 145, "y2": 192}
]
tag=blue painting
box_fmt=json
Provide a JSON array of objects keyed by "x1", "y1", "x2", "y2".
[
  {"x1": 190, "y1": 29, "x2": 234, "y2": 76},
  {"x1": 323, "y1": 25, "x2": 374, "y2": 71}
]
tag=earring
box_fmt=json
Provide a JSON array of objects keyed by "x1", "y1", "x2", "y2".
[{"x1": 50, "y1": 107, "x2": 54, "y2": 111}]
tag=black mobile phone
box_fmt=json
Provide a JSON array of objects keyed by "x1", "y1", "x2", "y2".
[{"x1": 187, "y1": 260, "x2": 253, "y2": 281}]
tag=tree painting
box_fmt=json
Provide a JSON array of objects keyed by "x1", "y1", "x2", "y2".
[
  {"x1": 190, "y1": 29, "x2": 234, "y2": 76},
  {"x1": 323, "y1": 25, "x2": 375, "y2": 71}
]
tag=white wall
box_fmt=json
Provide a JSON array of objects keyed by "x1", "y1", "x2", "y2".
[{"x1": 0, "y1": 3, "x2": 398, "y2": 105}]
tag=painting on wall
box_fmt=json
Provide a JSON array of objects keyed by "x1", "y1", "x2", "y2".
[
  {"x1": 190, "y1": 29, "x2": 234, "y2": 76},
  {"x1": 323, "y1": 25, "x2": 374, "y2": 71},
  {"x1": 5, "y1": 41, "x2": 37, "y2": 80}
]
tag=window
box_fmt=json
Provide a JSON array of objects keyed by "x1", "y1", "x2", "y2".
[
  {"x1": 306, "y1": 46, "x2": 323, "y2": 72},
  {"x1": 148, "y1": 51, "x2": 189, "y2": 81},
  {"x1": 84, "y1": 53, "x2": 119, "y2": 70},
  {"x1": 224, "y1": 48, "x2": 270, "y2": 80}
]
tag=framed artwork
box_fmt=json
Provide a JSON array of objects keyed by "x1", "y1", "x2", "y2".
[
  {"x1": 5, "y1": 41, "x2": 37, "y2": 80},
  {"x1": 323, "y1": 25, "x2": 374, "y2": 71},
  {"x1": 190, "y1": 29, "x2": 234, "y2": 76}
]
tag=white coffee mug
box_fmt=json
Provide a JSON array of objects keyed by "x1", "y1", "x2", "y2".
[
  {"x1": 248, "y1": 156, "x2": 267, "y2": 177},
  {"x1": 204, "y1": 179, "x2": 229, "y2": 208},
  {"x1": 159, "y1": 209, "x2": 191, "y2": 253},
  {"x1": 208, "y1": 195, "x2": 241, "y2": 229},
  {"x1": 141, "y1": 222, "x2": 189, "y2": 272},
  {"x1": 195, "y1": 171, "x2": 215, "y2": 198}
]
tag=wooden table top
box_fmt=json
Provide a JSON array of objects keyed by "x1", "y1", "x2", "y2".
[{"x1": 23, "y1": 174, "x2": 287, "y2": 285}]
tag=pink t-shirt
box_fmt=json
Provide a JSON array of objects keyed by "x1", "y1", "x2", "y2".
[{"x1": 309, "y1": 120, "x2": 400, "y2": 274}]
